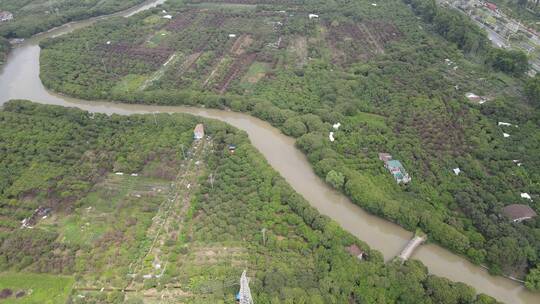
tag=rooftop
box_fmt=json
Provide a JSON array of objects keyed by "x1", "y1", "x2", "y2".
[
  {"x1": 501, "y1": 204, "x2": 537, "y2": 222},
  {"x1": 386, "y1": 159, "x2": 404, "y2": 169},
  {"x1": 346, "y1": 244, "x2": 364, "y2": 257},
  {"x1": 378, "y1": 152, "x2": 392, "y2": 162}
]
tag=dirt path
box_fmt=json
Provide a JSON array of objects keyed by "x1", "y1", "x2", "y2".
[
  {"x1": 358, "y1": 23, "x2": 384, "y2": 54},
  {"x1": 139, "y1": 52, "x2": 181, "y2": 91},
  {"x1": 218, "y1": 53, "x2": 256, "y2": 94},
  {"x1": 126, "y1": 138, "x2": 209, "y2": 290},
  {"x1": 230, "y1": 34, "x2": 253, "y2": 56},
  {"x1": 180, "y1": 52, "x2": 203, "y2": 73},
  {"x1": 203, "y1": 56, "x2": 228, "y2": 87}
]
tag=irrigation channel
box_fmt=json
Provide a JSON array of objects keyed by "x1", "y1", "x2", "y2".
[{"x1": 0, "y1": 1, "x2": 538, "y2": 303}]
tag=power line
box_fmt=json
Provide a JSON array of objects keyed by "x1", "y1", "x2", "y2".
[{"x1": 239, "y1": 270, "x2": 254, "y2": 304}]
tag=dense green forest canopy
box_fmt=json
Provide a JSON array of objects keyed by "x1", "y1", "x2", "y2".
[
  {"x1": 0, "y1": 0, "x2": 147, "y2": 38},
  {"x1": 0, "y1": 0, "x2": 148, "y2": 67},
  {"x1": 0, "y1": 100, "x2": 503, "y2": 303},
  {"x1": 38, "y1": 0, "x2": 540, "y2": 287}
]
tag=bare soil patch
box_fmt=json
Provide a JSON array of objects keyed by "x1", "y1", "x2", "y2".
[
  {"x1": 326, "y1": 21, "x2": 402, "y2": 64},
  {"x1": 287, "y1": 35, "x2": 307, "y2": 67},
  {"x1": 217, "y1": 53, "x2": 257, "y2": 93},
  {"x1": 230, "y1": 34, "x2": 254, "y2": 55}
]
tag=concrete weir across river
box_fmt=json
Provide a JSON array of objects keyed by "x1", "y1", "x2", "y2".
[{"x1": 0, "y1": 1, "x2": 538, "y2": 303}]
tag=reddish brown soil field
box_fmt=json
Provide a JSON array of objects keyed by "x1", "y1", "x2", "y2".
[
  {"x1": 165, "y1": 13, "x2": 198, "y2": 31},
  {"x1": 327, "y1": 21, "x2": 402, "y2": 64},
  {"x1": 101, "y1": 43, "x2": 174, "y2": 70},
  {"x1": 217, "y1": 53, "x2": 257, "y2": 93},
  {"x1": 188, "y1": 0, "x2": 301, "y2": 4}
]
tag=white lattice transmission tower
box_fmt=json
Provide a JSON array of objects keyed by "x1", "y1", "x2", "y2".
[{"x1": 239, "y1": 270, "x2": 254, "y2": 304}]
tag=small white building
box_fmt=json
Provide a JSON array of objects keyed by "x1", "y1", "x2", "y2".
[
  {"x1": 329, "y1": 132, "x2": 335, "y2": 142},
  {"x1": 308, "y1": 13, "x2": 319, "y2": 19},
  {"x1": 465, "y1": 92, "x2": 480, "y2": 102},
  {"x1": 453, "y1": 168, "x2": 461, "y2": 176},
  {"x1": 0, "y1": 11, "x2": 13, "y2": 22},
  {"x1": 521, "y1": 193, "x2": 532, "y2": 201},
  {"x1": 163, "y1": 15, "x2": 172, "y2": 19},
  {"x1": 194, "y1": 124, "x2": 204, "y2": 140},
  {"x1": 333, "y1": 122, "x2": 341, "y2": 130}
]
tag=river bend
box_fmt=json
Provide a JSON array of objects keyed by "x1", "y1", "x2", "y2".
[{"x1": 0, "y1": 1, "x2": 537, "y2": 303}]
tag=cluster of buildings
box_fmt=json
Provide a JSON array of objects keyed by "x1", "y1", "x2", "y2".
[
  {"x1": 0, "y1": 11, "x2": 13, "y2": 22},
  {"x1": 378, "y1": 153, "x2": 412, "y2": 184},
  {"x1": 443, "y1": 0, "x2": 540, "y2": 73}
]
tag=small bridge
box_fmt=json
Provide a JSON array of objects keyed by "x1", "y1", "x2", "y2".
[{"x1": 397, "y1": 235, "x2": 427, "y2": 262}]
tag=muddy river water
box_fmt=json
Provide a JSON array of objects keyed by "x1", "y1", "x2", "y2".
[{"x1": 0, "y1": 1, "x2": 538, "y2": 303}]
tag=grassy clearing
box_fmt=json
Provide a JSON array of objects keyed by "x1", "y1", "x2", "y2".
[
  {"x1": 147, "y1": 30, "x2": 171, "y2": 48},
  {"x1": 351, "y1": 112, "x2": 388, "y2": 130},
  {"x1": 143, "y1": 14, "x2": 165, "y2": 26},
  {"x1": 240, "y1": 61, "x2": 270, "y2": 89},
  {"x1": 287, "y1": 36, "x2": 308, "y2": 67},
  {"x1": 0, "y1": 272, "x2": 74, "y2": 304},
  {"x1": 55, "y1": 174, "x2": 170, "y2": 246},
  {"x1": 111, "y1": 74, "x2": 147, "y2": 95},
  {"x1": 37, "y1": 173, "x2": 174, "y2": 286}
]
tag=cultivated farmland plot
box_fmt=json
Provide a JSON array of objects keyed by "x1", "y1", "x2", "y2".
[
  {"x1": 8, "y1": 0, "x2": 540, "y2": 302},
  {"x1": 40, "y1": 1, "x2": 412, "y2": 100}
]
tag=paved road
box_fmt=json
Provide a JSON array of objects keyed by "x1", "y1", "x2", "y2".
[{"x1": 445, "y1": 1, "x2": 539, "y2": 73}]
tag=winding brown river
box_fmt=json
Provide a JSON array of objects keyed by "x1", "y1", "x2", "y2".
[{"x1": 0, "y1": 1, "x2": 538, "y2": 303}]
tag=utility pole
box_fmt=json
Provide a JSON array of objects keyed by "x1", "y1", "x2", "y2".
[
  {"x1": 261, "y1": 228, "x2": 266, "y2": 246},
  {"x1": 101, "y1": 58, "x2": 108, "y2": 73},
  {"x1": 180, "y1": 144, "x2": 186, "y2": 160},
  {"x1": 209, "y1": 173, "x2": 215, "y2": 189},
  {"x1": 152, "y1": 111, "x2": 158, "y2": 126},
  {"x1": 239, "y1": 270, "x2": 254, "y2": 304}
]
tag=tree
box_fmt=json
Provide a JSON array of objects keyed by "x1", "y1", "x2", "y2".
[
  {"x1": 487, "y1": 49, "x2": 529, "y2": 75},
  {"x1": 283, "y1": 118, "x2": 307, "y2": 137},
  {"x1": 525, "y1": 265, "x2": 540, "y2": 291},
  {"x1": 486, "y1": 237, "x2": 527, "y2": 274},
  {"x1": 524, "y1": 74, "x2": 540, "y2": 105},
  {"x1": 326, "y1": 170, "x2": 345, "y2": 189}
]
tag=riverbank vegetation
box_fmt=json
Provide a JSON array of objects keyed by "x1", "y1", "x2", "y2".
[
  {"x1": 0, "y1": 0, "x2": 148, "y2": 67},
  {"x1": 38, "y1": 0, "x2": 540, "y2": 290},
  {"x1": 0, "y1": 0, "x2": 147, "y2": 38},
  {"x1": 0, "y1": 100, "x2": 503, "y2": 303},
  {"x1": 0, "y1": 36, "x2": 8, "y2": 66}
]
